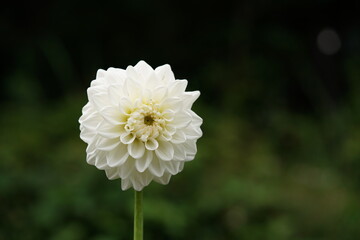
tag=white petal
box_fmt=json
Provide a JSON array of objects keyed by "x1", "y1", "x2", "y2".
[
  {"x1": 107, "y1": 144, "x2": 129, "y2": 167},
  {"x1": 99, "y1": 106, "x2": 123, "y2": 125},
  {"x1": 128, "y1": 139, "x2": 145, "y2": 159},
  {"x1": 105, "y1": 167, "x2": 120, "y2": 180},
  {"x1": 145, "y1": 72, "x2": 159, "y2": 89},
  {"x1": 121, "y1": 178, "x2": 132, "y2": 190},
  {"x1": 86, "y1": 152, "x2": 96, "y2": 165},
  {"x1": 183, "y1": 126, "x2": 202, "y2": 140},
  {"x1": 182, "y1": 91, "x2": 200, "y2": 109},
  {"x1": 88, "y1": 92, "x2": 111, "y2": 111},
  {"x1": 162, "y1": 161, "x2": 180, "y2": 175},
  {"x1": 97, "y1": 121, "x2": 123, "y2": 139},
  {"x1": 155, "y1": 64, "x2": 175, "y2": 83},
  {"x1": 162, "y1": 109, "x2": 175, "y2": 122},
  {"x1": 134, "y1": 60, "x2": 154, "y2": 81},
  {"x1": 158, "y1": 131, "x2": 172, "y2": 142},
  {"x1": 97, "y1": 138, "x2": 120, "y2": 151},
  {"x1": 130, "y1": 171, "x2": 152, "y2": 191},
  {"x1": 107, "y1": 67, "x2": 126, "y2": 84},
  {"x1": 80, "y1": 111, "x2": 101, "y2": 130},
  {"x1": 145, "y1": 138, "x2": 159, "y2": 150},
  {"x1": 184, "y1": 140, "x2": 197, "y2": 161},
  {"x1": 120, "y1": 132, "x2": 135, "y2": 144},
  {"x1": 154, "y1": 173, "x2": 172, "y2": 185},
  {"x1": 190, "y1": 111, "x2": 203, "y2": 127},
  {"x1": 155, "y1": 141, "x2": 174, "y2": 161},
  {"x1": 170, "y1": 112, "x2": 192, "y2": 129},
  {"x1": 86, "y1": 139, "x2": 97, "y2": 155},
  {"x1": 124, "y1": 77, "x2": 142, "y2": 101},
  {"x1": 119, "y1": 159, "x2": 135, "y2": 179},
  {"x1": 108, "y1": 84, "x2": 125, "y2": 106},
  {"x1": 95, "y1": 151, "x2": 108, "y2": 169},
  {"x1": 170, "y1": 130, "x2": 187, "y2": 144},
  {"x1": 96, "y1": 69, "x2": 106, "y2": 78},
  {"x1": 169, "y1": 80, "x2": 188, "y2": 96},
  {"x1": 148, "y1": 157, "x2": 165, "y2": 177},
  {"x1": 135, "y1": 151, "x2": 153, "y2": 172},
  {"x1": 160, "y1": 97, "x2": 183, "y2": 112},
  {"x1": 126, "y1": 65, "x2": 142, "y2": 81},
  {"x1": 173, "y1": 144, "x2": 186, "y2": 161},
  {"x1": 152, "y1": 86, "x2": 168, "y2": 102}
]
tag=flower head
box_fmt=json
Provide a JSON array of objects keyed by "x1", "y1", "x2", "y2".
[{"x1": 79, "y1": 61, "x2": 203, "y2": 191}]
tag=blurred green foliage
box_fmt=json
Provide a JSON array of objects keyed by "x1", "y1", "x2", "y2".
[{"x1": 1, "y1": 0, "x2": 360, "y2": 239}]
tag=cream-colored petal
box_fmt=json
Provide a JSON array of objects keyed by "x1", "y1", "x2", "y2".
[
  {"x1": 144, "y1": 72, "x2": 159, "y2": 89},
  {"x1": 135, "y1": 151, "x2": 153, "y2": 172},
  {"x1": 107, "y1": 67, "x2": 126, "y2": 84},
  {"x1": 155, "y1": 141, "x2": 174, "y2": 161},
  {"x1": 97, "y1": 138, "x2": 120, "y2": 151},
  {"x1": 168, "y1": 80, "x2": 188, "y2": 96},
  {"x1": 105, "y1": 167, "x2": 120, "y2": 180},
  {"x1": 170, "y1": 130, "x2": 187, "y2": 144},
  {"x1": 88, "y1": 92, "x2": 111, "y2": 111},
  {"x1": 107, "y1": 144, "x2": 129, "y2": 167},
  {"x1": 96, "y1": 69, "x2": 106, "y2": 78},
  {"x1": 134, "y1": 60, "x2": 154, "y2": 80},
  {"x1": 94, "y1": 151, "x2": 108, "y2": 170},
  {"x1": 99, "y1": 106, "x2": 123, "y2": 125},
  {"x1": 128, "y1": 139, "x2": 145, "y2": 159},
  {"x1": 120, "y1": 132, "x2": 135, "y2": 144},
  {"x1": 121, "y1": 178, "x2": 132, "y2": 190},
  {"x1": 86, "y1": 152, "x2": 96, "y2": 165},
  {"x1": 162, "y1": 109, "x2": 175, "y2": 122},
  {"x1": 170, "y1": 112, "x2": 192, "y2": 129},
  {"x1": 162, "y1": 161, "x2": 180, "y2": 175},
  {"x1": 184, "y1": 140, "x2": 197, "y2": 161},
  {"x1": 86, "y1": 139, "x2": 97, "y2": 155},
  {"x1": 190, "y1": 111, "x2": 203, "y2": 127},
  {"x1": 155, "y1": 64, "x2": 175, "y2": 83},
  {"x1": 182, "y1": 91, "x2": 200, "y2": 109},
  {"x1": 152, "y1": 86, "x2": 168, "y2": 102},
  {"x1": 160, "y1": 97, "x2": 183, "y2": 112},
  {"x1": 173, "y1": 144, "x2": 186, "y2": 161},
  {"x1": 153, "y1": 173, "x2": 172, "y2": 185},
  {"x1": 124, "y1": 77, "x2": 142, "y2": 101},
  {"x1": 80, "y1": 111, "x2": 100, "y2": 130},
  {"x1": 119, "y1": 159, "x2": 135, "y2": 179},
  {"x1": 108, "y1": 84, "x2": 125, "y2": 106},
  {"x1": 148, "y1": 157, "x2": 165, "y2": 177},
  {"x1": 183, "y1": 126, "x2": 202, "y2": 140},
  {"x1": 145, "y1": 138, "x2": 159, "y2": 150},
  {"x1": 97, "y1": 121, "x2": 123, "y2": 139}
]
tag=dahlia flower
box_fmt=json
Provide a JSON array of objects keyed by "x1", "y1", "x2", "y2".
[{"x1": 79, "y1": 61, "x2": 202, "y2": 191}]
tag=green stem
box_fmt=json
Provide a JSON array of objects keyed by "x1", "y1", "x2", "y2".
[{"x1": 134, "y1": 190, "x2": 143, "y2": 240}]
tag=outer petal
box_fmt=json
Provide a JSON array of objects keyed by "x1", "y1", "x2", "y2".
[
  {"x1": 107, "y1": 144, "x2": 129, "y2": 167},
  {"x1": 135, "y1": 151, "x2": 153, "y2": 172},
  {"x1": 148, "y1": 157, "x2": 165, "y2": 177},
  {"x1": 155, "y1": 141, "x2": 174, "y2": 161},
  {"x1": 155, "y1": 64, "x2": 175, "y2": 83}
]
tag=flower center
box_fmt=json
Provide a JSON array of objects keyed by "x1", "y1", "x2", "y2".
[
  {"x1": 143, "y1": 115, "x2": 154, "y2": 126},
  {"x1": 124, "y1": 101, "x2": 166, "y2": 142}
]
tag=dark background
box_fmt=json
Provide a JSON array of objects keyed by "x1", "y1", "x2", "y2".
[{"x1": 1, "y1": 0, "x2": 360, "y2": 239}]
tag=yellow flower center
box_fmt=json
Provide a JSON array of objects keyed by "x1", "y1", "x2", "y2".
[{"x1": 124, "y1": 101, "x2": 166, "y2": 142}]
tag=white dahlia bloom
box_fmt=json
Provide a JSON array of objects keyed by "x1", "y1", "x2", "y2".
[{"x1": 79, "y1": 61, "x2": 203, "y2": 191}]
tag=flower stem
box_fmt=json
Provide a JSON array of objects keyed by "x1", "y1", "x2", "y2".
[{"x1": 134, "y1": 190, "x2": 143, "y2": 240}]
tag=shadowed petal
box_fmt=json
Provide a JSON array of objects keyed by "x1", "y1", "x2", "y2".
[{"x1": 135, "y1": 151, "x2": 153, "y2": 172}]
